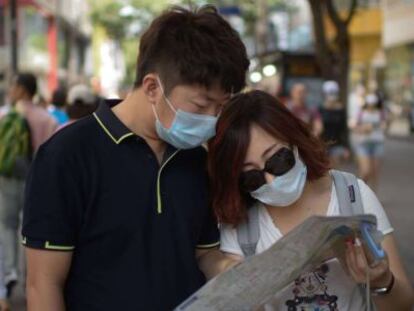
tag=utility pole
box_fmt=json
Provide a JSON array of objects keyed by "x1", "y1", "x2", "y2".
[{"x1": 10, "y1": 0, "x2": 18, "y2": 75}]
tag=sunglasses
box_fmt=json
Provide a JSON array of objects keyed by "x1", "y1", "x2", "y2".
[{"x1": 240, "y1": 147, "x2": 296, "y2": 193}]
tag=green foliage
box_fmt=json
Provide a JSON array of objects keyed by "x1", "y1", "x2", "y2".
[
  {"x1": 88, "y1": 0, "x2": 294, "y2": 88},
  {"x1": 122, "y1": 38, "x2": 140, "y2": 87}
]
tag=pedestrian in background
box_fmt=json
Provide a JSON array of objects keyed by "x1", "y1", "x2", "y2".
[
  {"x1": 352, "y1": 93, "x2": 387, "y2": 192},
  {"x1": 48, "y1": 87, "x2": 69, "y2": 126},
  {"x1": 0, "y1": 244, "x2": 10, "y2": 311},
  {"x1": 0, "y1": 73, "x2": 57, "y2": 298},
  {"x1": 287, "y1": 83, "x2": 323, "y2": 137},
  {"x1": 56, "y1": 84, "x2": 97, "y2": 131},
  {"x1": 319, "y1": 80, "x2": 350, "y2": 168}
]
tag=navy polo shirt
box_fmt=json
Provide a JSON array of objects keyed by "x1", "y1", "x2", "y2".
[{"x1": 22, "y1": 100, "x2": 219, "y2": 311}]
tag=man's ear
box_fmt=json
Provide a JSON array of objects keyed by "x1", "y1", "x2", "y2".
[{"x1": 141, "y1": 73, "x2": 161, "y2": 104}]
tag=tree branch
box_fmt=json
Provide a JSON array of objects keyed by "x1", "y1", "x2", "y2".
[
  {"x1": 326, "y1": 0, "x2": 358, "y2": 28},
  {"x1": 325, "y1": 0, "x2": 344, "y2": 28},
  {"x1": 345, "y1": 0, "x2": 358, "y2": 25},
  {"x1": 308, "y1": 0, "x2": 334, "y2": 78}
]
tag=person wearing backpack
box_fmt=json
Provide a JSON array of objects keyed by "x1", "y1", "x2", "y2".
[
  {"x1": 208, "y1": 90, "x2": 414, "y2": 311},
  {"x1": 0, "y1": 73, "x2": 57, "y2": 297}
]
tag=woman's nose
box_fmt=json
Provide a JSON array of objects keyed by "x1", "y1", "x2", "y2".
[{"x1": 264, "y1": 172, "x2": 275, "y2": 184}]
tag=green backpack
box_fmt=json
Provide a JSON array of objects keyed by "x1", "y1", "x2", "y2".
[{"x1": 0, "y1": 109, "x2": 32, "y2": 179}]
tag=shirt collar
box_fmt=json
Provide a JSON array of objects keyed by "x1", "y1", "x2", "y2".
[{"x1": 93, "y1": 99, "x2": 135, "y2": 144}]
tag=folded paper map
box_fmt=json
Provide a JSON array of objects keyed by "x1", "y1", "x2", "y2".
[{"x1": 176, "y1": 214, "x2": 379, "y2": 311}]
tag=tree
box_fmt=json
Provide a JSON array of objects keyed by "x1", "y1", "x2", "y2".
[{"x1": 308, "y1": 0, "x2": 358, "y2": 107}]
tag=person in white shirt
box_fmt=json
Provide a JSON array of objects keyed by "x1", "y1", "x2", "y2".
[
  {"x1": 207, "y1": 90, "x2": 414, "y2": 311},
  {"x1": 351, "y1": 93, "x2": 387, "y2": 192}
]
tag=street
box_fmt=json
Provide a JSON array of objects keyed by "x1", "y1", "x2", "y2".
[{"x1": 9, "y1": 137, "x2": 414, "y2": 310}]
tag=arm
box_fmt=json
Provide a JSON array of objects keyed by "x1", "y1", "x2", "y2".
[
  {"x1": 312, "y1": 109, "x2": 323, "y2": 137},
  {"x1": 345, "y1": 234, "x2": 414, "y2": 311},
  {"x1": 196, "y1": 248, "x2": 242, "y2": 280},
  {"x1": 26, "y1": 249, "x2": 73, "y2": 311},
  {"x1": 22, "y1": 144, "x2": 84, "y2": 311}
]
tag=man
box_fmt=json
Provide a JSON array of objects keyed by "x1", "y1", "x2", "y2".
[
  {"x1": 48, "y1": 87, "x2": 69, "y2": 126},
  {"x1": 287, "y1": 83, "x2": 323, "y2": 137},
  {"x1": 23, "y1": 6, "x2": 249, "y2": 311},
  {"x1": 0, "y1": 73, "x2": 57, "y2": 297}
]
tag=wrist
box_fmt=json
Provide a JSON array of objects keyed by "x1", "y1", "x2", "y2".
[
  {"x1": 371, "y1": 271, "x2": 395, "y2": 296},
  {"x1": 371, "y1": 269, "x2": 393, "y2": 288}
]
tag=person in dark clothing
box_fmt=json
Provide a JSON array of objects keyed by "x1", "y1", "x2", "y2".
[
  {"x1": 22, "y1": 6, "x2": 249, "y2": 311},
  {"x1": 319, "y1": 81, "x2": 350, "y2": 168}
]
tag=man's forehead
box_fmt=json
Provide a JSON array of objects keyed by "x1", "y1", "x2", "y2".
[{"x1": 181, "y1": 84, "x2": 230, "y2": 101}]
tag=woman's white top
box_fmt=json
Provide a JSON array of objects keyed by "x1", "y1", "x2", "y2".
[{"x1": 220, "y1": 179, "x2": 393, "y2": 311}]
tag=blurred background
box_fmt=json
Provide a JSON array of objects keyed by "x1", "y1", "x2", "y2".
[{"x1": 0, "y1": 0, "x2": 413, "y2": 309}]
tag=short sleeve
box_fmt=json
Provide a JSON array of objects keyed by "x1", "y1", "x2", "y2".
[
  {"x1": 196, "y1": 208, "x2": 220, "y2": 249},
  {"x1": 358, "y1": 179, "x2": 394, "y2": 236},
  {"x1": 220, "y1": 224, "x2": 244, "y2": 257},
  {"x1": 22, "y1": 143, "x2": 84, "y2": 251}
]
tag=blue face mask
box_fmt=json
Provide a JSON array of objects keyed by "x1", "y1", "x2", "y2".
[
  {"x1": 250, "y1": 147, "x2": 307, "y2": 207},
  {"x1": 152, "y1": 79, "x2": 218, "y2": 149}
]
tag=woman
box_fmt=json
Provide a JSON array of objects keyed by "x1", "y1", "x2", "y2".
[
  {"x1": 351, "y1": 93, "x2": 387, "y2": 192},
  {"x1": 208, "y1": 90, "x2": 413, "y2": 310}
]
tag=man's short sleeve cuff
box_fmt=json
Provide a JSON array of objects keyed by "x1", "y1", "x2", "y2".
[
  {"x1": 22, "y1": 236, "x2": 75, "y2": 251},
  {"x1": 196, "y1": 241, "x2": 220, "y2": 249}
]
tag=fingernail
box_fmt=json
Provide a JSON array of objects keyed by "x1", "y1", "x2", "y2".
[{"x1": 355, "y1": 237, "x2": 362, "y2": 247}]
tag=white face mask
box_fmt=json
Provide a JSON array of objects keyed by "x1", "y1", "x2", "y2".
[
  {"x1": 250, "y1": 147, "x2": 307, "y2": 207},
  {"x1": 152, "y1": 78, "x2": 218, "y2": 149}
]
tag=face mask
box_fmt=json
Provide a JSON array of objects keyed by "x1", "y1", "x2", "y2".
[
  {"x1": 152, "y1": 78, "x2": 218, "y2": 149},
  {"x1": 250, "y1": 147, "x2": 307, "y2": 207}
]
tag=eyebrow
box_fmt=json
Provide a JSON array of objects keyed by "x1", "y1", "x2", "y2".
[
  {"x1": 204, "y1": 94, "x2": 231, "y2": 103},
  {"x1": 262, "y1": 143, "x2": 279, "y2": 159},
  {"x1": 243, "y1": 143, "x2": 279, "y2": 168}
]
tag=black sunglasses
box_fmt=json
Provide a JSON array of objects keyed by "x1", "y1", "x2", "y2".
[{"x1": 240, "y1": 147, "x2": 296, "y2": 193}]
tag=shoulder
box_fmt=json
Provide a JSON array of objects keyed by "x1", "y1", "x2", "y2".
[
  {"x1": 37, "y1": 116, "x2": 98, "y2": 160},
  {"x1": 179, "y1": 146, "x2": 207, "y2": 165},
  {"x1": 220, "y1": 223, "x2": 244, "y2": 257},
  {"x1": 356, "y1": 178, "x2": 394, "y2": 235}
]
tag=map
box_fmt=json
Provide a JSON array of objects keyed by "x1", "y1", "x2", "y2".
[{"x1": 175, "y1": 214, "x2": 380, "y2": 311}]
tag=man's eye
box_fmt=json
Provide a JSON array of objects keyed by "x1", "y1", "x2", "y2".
[{"x1": 193, "y1": 102, "x2": 207, "y2": 109}]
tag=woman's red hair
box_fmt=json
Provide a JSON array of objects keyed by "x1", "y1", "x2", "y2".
[{"x1": 208, "y1": 90, "x2": 330, "y2": 226}]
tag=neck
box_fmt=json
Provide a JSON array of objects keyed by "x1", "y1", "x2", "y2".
[{"x1": 112, "y1": 89, "x2": 166, "y2": 158}]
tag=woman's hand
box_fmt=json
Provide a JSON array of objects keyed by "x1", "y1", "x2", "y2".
[
  {"x1": 345, "y1": 237, "x2": 393, "y2": 288},
  {"x1": 0, "y1": 299, "x2": 10, "y2": 311}
]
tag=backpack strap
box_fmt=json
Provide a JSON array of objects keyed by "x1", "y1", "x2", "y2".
[
  {"x1": 330, "y1": 170, "x2": 364, "y2": 216},
  {"x1": 331, "y1": 170, "x2": 379, "y2": 310},
  {"x1": 237, "y1": 204, "x2": 260, "y2": 258}
]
